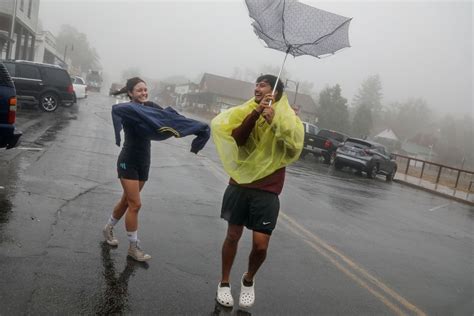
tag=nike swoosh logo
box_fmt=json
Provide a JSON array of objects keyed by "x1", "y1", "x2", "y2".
[{"x1": 263, "y1": 222, "x2": 271, "y2": 225}]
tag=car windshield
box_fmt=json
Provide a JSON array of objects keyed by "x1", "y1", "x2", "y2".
[
  {"x1": 344, "y1": 139, "x2": 372, "y2": 149},
  {"x1": 317, "y1": 130, "x2": 345, "y2": 142},
  {"x1": 308, "y1": 124, "x2": 318, "y2": 135},
  {"x1": 74, "y1": 77, "x2": 84, "y2": 84}
]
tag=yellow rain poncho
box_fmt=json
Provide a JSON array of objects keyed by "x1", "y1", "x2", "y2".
[{"x1": 211, "y1": 94, "x2": 304, "y2": 184}]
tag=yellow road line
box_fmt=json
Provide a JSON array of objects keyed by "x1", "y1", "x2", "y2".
[
  {"x1": 280, "y1": 213, "x2": 427, "y2": 316},
  {"x1": 280, "y1": 217, "x2": 406, "y2": 316}
]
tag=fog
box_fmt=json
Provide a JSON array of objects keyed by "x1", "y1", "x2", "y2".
[{"x1": 39, "y1": 0, "x2": 472, "y2": 116}]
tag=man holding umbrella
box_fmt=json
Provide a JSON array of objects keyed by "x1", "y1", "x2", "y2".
[{"x1": 211, "y1": 74, "x2": 304, "y2": 308}]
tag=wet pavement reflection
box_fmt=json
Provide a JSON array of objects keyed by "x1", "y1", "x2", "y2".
[
  {"x1": 211, "y1": 302, "x2": 251, "y2": 316},
  {"x1": 95, "y1": 242, "x2": 149, "y2": 315},
  {"x1": 0, "y1": 196, "x2": 12, "y2": 224}
]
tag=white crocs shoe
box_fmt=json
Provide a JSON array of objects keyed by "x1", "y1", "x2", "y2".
[
  {"x1": 216, "y1": 283, "x2": 234, "y2": 307},
  {"x1": 239, "y1": 273, "x2": 255, "y2": 308}
]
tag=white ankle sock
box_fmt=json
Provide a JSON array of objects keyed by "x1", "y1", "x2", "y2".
[
  {"x1": 127, "y1": 230, "x2": 138, "y2": 243},
  {"x1": 107, "y1": 215, "x2": 119, "y2": 227}
]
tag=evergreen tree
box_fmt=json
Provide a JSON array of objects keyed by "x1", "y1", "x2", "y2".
[
  {"x1": 353, "y1": 74, "x2": 383, "y2": 113},
  {"x1": 317, "y1": 84, "x2": 350, "y2": 133},
  {"x1": 352, "y1": 104, "x2": 373, "y2": 138}
]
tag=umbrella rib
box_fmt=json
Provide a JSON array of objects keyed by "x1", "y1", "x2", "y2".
[
  {"x1": 281, "y1": 0, "x2": 290, "y2": 49},
  {"x1": 299, "y1": 18, "x2": 352, "y2": 48},
  {"x1": 247, "y1": 1, "x2": 289, "y2": 51}
]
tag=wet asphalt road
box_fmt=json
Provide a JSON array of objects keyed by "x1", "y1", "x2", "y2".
[{"x1": 0, "y1": 94, "x2": 472, "y2": 315}]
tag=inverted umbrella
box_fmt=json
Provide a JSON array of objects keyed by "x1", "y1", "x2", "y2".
[{"x1": 245, "y1": 0, "x2": 352, "y2": 103}]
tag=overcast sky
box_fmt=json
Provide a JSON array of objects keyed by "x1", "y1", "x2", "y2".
[{"x1": 39, "y1": 0, "x2": 472, "y2": 117}]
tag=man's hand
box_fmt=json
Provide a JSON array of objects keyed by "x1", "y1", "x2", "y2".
[
  {"x1": 262, "y1": 106, "x2": 275, "y2": 124},
  {"x1": 257, "y1": 93, "x2": 275, "y2": 124}
]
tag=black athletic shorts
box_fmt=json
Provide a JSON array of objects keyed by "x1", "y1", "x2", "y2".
[
  {"x1": 220, "y1": 184, "x2": 280, "y2": 235},
  {"x1": 117, "y1": 160, "x2": 150, "y2": 181}
]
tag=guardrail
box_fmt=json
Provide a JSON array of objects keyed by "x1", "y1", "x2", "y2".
[{"x1": 392, "y1": 153, "x2": 474, "y2": 197}]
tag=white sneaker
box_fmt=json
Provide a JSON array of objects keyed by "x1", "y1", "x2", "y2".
[
  {"x1": 239, "y1": 273, "x2": 255, "y2": 308},
  {"x1": 216, "y1": 283, "x2": 234, "y2": 307},
  {"x1": 103, "y1": 224, "x2": 118, "y2": 246},
  {"x1": 128, "y1": 242, "x2": 151, "y2": 262}
]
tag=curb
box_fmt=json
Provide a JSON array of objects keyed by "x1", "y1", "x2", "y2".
[{"x1": 394, "y1": 179, "x2": 474, "y2": 206}]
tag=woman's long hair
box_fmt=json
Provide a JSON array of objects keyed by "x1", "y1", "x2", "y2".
[{"x1": 112, "y1": 77, "x2": 146, "y2": 99}]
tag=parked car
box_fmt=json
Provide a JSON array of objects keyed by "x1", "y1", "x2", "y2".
[
  {"x1": 0, "y1": 63, "x2": 22, "y2": 149},
  {"x1": 71, "y1": 76, "x2": 87, "y2": 99},
  {"x1": 334, "y1": 137, "x2": 398, "y2": 181},
  {"x1": 86, "y1": 70, "x2": 103, "y2": 92},
  {"x1": 301, "y1": 127, "x2": 348, "y2": 164},
  {"x1": 1, "y1": 60, "x2": 75, "y2": 112},
  {"x1": 300, "y1": 121, "x2": 320, "y2": 158}
]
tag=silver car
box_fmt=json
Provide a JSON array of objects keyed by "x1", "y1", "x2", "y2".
[{"x1": 334, "y1": 138, "x2": 398, "y2": 181}]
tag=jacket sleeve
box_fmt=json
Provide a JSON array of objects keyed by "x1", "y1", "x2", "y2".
[
  {"x1": 231, "y1": 110, "x2": 260, "y2": 146},
  {"x1": 111, "y1": 105, "x2": 123, "y2": 147},
  {"x1": 190, "y1": 124, "x2": 211, "y2": 154}
]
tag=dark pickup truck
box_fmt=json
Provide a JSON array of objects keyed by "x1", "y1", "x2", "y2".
[
  {"x1": 301, "y1": 123, "x2": 348, "y2": 164},
  {"x1": 0, "y1": 62, "x2": 21, "y2": 149}
]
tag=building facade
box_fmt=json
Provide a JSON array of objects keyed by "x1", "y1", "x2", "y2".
[
  {"x1": 34, "y1": 30, "x2": 67, "y2": 68},
  {"x1": 0, "y1": 0, "x2": 40, "y2": 60},
  {"x1": 185, "y1": 73, "x2": 317, "y2": 118}
]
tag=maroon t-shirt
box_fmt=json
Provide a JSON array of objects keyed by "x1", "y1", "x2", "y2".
[{"x1": 229, "y1": 109, "x2": 285, "y2": 195}]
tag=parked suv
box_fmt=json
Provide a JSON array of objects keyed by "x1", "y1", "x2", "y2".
[
  {"x1": 301, "y1": 126, "x2": 347, "y2": 164},
  {"x1": 300, "y1": 121, "x2": 320, "y2": 159},
  {"x1": 334, "y1": 138, "x2": 398, "y2": 181},
  {"x1": 0, "y1": 63, "x2": 22, "y2": 149},
  {"x1": 1, "y1": 60, "x2": 74, "y2": 112}
]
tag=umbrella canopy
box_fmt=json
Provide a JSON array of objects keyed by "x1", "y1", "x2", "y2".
[{"x1": 245, "y1": 0, "x2": 352, "y2": 58}]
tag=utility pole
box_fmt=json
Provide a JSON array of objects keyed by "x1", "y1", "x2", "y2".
[
  {"x1": 285, "y1": 78, "x2": 299, "y2": 105},
  {"x1": 6, "y1": 0, "x2": 18, "y2": 59}
]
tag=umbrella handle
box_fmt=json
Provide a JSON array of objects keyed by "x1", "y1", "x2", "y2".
[{"x1": 269, "y1": 47, "x2": 291, "y2": 107}]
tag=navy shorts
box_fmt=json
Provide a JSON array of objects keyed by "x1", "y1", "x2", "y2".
[
  {"x1": 117, "y1": 160, "x2": 150, "y2": 181},
  {"x1": 220, "y1": 185, "x2": 280, "y2": 235}
]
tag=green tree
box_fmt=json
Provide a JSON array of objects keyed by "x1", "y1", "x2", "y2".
[
  {"x1": 56, "y1": 24, "x2": 100, "y2": 72},
  {"x1": 353, "y1": 74, "x2": 383, "y2": 113},
  {"x1": 352, "y1": 104, "x2": 373, "y2": 138},
  {"x1": 317, "y1": 84, "x2": 350, "y2": 133}
]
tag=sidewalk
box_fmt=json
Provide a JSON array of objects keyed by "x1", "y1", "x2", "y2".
[{"x1": 394, "y1": 173, "x2": 474, "y2": 206}]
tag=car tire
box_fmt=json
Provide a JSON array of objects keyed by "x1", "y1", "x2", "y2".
[
  {"x1": 39, "y1": 92, "x2": 59, "y2": 112},
  {"x1": 386, "y1": 166, "x2": 397, "y2": 182},
  {"x1": 334, "y1": 160, "x2": 343, "y2": 170},
  {"x1": 367, "y1": 164, "x2": 378, "y2": 179}
]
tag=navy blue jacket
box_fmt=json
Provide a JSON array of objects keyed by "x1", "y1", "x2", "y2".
[{"x1": 112, "y1": 101, "x2": 210, "y2": 154}]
